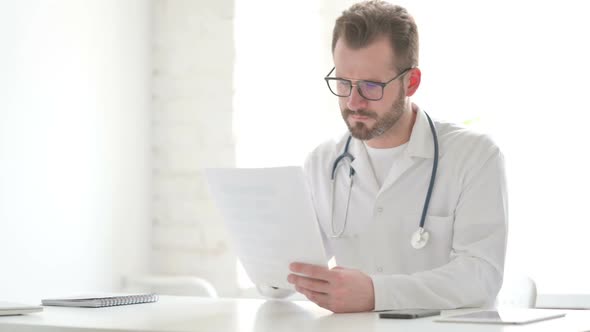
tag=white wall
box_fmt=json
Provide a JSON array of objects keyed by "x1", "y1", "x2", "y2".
[{"x1": 0, "y1": 0, "x2": 151, "y2": 302}]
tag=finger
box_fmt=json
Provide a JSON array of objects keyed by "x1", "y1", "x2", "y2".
[
  {"x1": 288, "y1": 274, "x2": 330, "y2": 293},
  {"x1": 290, "y1": 262, "x2": 332, "y2": 281},
  {"x1": 296, "y1": 285, "x2": 330, "y2": 308}
]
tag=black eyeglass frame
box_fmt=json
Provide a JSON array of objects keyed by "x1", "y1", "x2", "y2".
[{"x1": 324, "y1": 66, "x2": 413, "y2": 101}]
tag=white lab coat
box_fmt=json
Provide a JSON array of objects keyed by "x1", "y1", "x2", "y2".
[{"x1": 304, "y1": 107, "x2": 508, "y2": 310}]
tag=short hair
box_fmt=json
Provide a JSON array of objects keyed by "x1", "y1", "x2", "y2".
[{"x1": 331, "y1": 1, "x2": 419, "y2": 70}]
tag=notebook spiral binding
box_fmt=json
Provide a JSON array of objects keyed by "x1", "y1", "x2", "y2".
[
  {"x1": 99, "y1": 294, "x2": 158, "y2": 307},
  {"x1": 41, "y1": 293, "x2": 159, "y2": 308}
]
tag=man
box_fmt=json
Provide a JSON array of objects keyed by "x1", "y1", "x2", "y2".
[{"x1": 285, "y1": 0, "x2": 508, "y2": 313}]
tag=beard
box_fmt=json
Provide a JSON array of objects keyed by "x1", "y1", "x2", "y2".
[{"x1": 341, "y1": 87, "x2": 407, "y2": 141}]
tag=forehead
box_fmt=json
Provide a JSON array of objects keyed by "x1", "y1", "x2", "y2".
[{"x1": 333, "y1": 37, "x2": 397, "y2": 79}]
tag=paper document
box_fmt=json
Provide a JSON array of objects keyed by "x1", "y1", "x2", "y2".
[{"x1": 205, "y1": 166, "x2": 328, "y2": 290}]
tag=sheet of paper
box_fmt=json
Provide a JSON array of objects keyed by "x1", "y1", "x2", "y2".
[{"x1": 205, "y1": 166, "x2": 328, "y2": 290}]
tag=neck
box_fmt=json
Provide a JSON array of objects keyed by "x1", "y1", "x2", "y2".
[{"x1": 365, "y1": 103, "x2": 417, "y2": 149}]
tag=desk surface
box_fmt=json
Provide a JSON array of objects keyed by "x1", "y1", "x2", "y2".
[{"x1": 0, "y1": 296, "x2": 588, "y2": 332}]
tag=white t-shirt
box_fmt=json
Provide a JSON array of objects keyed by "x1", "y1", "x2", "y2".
[{"x1": 364, "y1": 142, "x2": 408, "y2": 188}]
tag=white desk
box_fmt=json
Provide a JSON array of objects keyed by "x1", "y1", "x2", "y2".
[{"x1": 0, "y1": 296, "x2": 588, "y2": 332}]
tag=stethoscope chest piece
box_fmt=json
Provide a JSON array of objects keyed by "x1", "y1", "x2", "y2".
[{"x1": 411, "y1": 227, "x2": 429, "y2": 249}]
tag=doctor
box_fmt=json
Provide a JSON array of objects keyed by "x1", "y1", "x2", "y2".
[{"x1": 284, "y1": 0, "x2": 508, "y2": 313}]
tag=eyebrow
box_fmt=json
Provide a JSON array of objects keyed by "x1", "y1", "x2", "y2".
[{"x1": 334, "y1": 70, "x2": 395, "y2": 82}]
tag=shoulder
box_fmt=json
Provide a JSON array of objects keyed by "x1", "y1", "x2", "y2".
[
  {"x1": 436, "y1": 120, "x2": 502, "y2": 160},
  {"x1": 434, "y1": 119, "x2": 505, "y2": 179},
  {"x1": 305, "y1": 133, "x2": 349, "y2": 167},
  {"x1": 303, "y1": 133, "x2": 349, "y2": 179}
]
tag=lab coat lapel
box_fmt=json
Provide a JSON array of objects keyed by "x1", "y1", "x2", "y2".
[
  {"x1": 379, "y1": 108, "x2": 437, "y2": 195},
  {"x1": 349, "y1": 139, "x2": 380, "y2": 196},
  {"x1": 379, "y1": 153, "x2": 416, "y2": 195}
]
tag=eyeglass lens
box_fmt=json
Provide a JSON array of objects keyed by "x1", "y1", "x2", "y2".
[{"x1": 328, "y1": 79, "x2": 383, "y2": 100}]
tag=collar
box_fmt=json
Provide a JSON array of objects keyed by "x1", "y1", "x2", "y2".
[
  {"x1": 341, "y1": 105, "x2": 438, "y2": 162},
  {"x1": 405, "y1": 105, "x2": 439, "y2": 159}
]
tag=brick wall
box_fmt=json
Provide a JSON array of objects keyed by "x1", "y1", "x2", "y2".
[{"x1": 152, "y1": 0, "x2": 237, "y2": 296}]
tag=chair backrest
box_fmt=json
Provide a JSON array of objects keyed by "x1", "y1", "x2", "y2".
[
  {"x1": 122, "y1": 275, "x2": 218, "y2": 298},
  {"x1": 495, "y1": 274, "x2": 537, "y2": 308}
]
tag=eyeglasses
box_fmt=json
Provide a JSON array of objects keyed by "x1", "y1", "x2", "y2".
[{"x1": 324, "y1": 67, "x2": 412, "y2": 101}]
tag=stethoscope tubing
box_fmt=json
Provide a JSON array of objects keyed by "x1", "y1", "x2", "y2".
[
  {"x1": 330, "y1": 111, "x2": 439, "y2": 240},
  {"x1": 418, "y1": 112, "x2": 439, "y2": 229}
]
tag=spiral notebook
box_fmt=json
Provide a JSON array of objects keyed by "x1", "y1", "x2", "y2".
[{"x1": 41, "y1": 293, "x2": 158, "y2": 308}]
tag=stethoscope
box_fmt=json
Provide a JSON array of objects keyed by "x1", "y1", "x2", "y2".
[{"x1": 329, "y1": 112, "x2": 439, "y2": 249}]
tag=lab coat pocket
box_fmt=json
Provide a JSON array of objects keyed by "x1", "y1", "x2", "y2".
[{"x1": 400, "y1": 214, "x2": 454, "y2": 273}]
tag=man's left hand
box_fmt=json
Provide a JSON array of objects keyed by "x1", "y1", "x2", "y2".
[{"x1": 287, "y1": 262, "x2": 375, "y2": 313}]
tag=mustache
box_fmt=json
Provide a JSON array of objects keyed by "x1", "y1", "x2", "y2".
[{"x1": 343, "y1": 108, "x2": 377, "y2": 118}]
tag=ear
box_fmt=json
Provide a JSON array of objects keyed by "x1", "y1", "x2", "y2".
[{"x1": 405, "y1": 68, "x2": 421, "y2": 97}]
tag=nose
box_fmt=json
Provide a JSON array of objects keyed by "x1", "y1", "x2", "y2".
[{"x1": 346, "y1": 85, "x2": 368, "y2": 111}]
